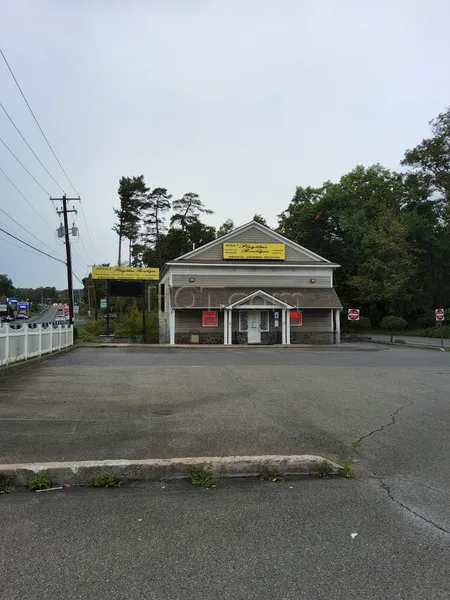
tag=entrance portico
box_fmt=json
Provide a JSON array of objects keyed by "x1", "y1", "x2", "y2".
[{"x1": 223, "y1": 290, "x2": 294, "y2": 345}]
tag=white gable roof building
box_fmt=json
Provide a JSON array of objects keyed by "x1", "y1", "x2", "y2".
[{"x1": 159, "y1": 221, "x2": 342, "y2": 345}]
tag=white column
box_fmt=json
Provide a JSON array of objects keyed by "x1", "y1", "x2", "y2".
[
  {"x1": 5, "y1": 325, "x2": 9, "y2": 365},
  {"x1": 223, "y1": 309, "x2": 228, "y2": 344},
  {"x1": 281, "y1": 309, "x2": 286, "y2": 344},
  {"x1": 228, "y1": 309, "x2": 232, "y2": 344},
  {"x1": 286, "y1": 309, "x2": 291, "y2": 345},
  {"x1": 24, "y1": 324, "x2": 29, "y2": 360},
  {"x1": 335, "y1": 309, "x2": 341, "y2": 344},
  {"x1": 169, "y1": 309, "x2": 175, "y2": 345},
  {"x1": 38, "y1": 324, "x2": 42, "y2": 356},
  {"x1": 331, "y1": 309, "x2": 334, "y2": 344}
]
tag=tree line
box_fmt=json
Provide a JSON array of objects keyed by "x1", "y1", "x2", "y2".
[{"x1": 277, "y1": 107, "x2": 450, "y2": 326}]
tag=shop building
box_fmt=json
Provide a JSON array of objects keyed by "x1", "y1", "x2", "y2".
[{"x1": 159, "y1": 221, "x2": 342, "y2": 345}]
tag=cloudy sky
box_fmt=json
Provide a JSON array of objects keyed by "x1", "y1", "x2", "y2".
[{"x1": 1, "y1": 0, "x2": 450, "y2": 288}]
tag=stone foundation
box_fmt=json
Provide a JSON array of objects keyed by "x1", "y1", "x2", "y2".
[
  {"x1": 290, "y1": 331, "x2": 334, "y2": 344},
  {"x1": 175, "y1": 332, "x2": 224, "y2": 344}
]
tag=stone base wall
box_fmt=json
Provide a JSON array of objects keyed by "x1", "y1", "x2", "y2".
[
  {"x1": 175, "y1": 332, "x2": 224, "y2": 344},
  {"x1": 290, "y1": 331, "x2": 334, "y2": 344}
]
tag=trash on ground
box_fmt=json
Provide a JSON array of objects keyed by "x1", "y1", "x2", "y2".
[
  {"x1": 351, "y1": 533, "x2": 358, "y2": 539},
  {"x1": 36, "y1": 486, "x2": 64, "y2": 493}
]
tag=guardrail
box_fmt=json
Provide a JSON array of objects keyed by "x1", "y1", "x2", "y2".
[{"x1": 0, "y1": 322, "x2": 73, "y2": 366}]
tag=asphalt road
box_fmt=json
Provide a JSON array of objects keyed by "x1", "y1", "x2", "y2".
[
  {"x1": 28, "y1": 305, "x2": 59, "y2": 323},
  {"x1": 1, "y1": 479, "x2": 449, "y2": 600},
  {"x1": 370, "y1": 333, "x2": 449, "y2": 347}
]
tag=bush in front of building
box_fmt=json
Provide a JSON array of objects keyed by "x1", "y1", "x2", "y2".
[
  {"x1": 347, "y1": 315, "x2": 371, "y2": 333},
  {"x1": 380, "y1": 315, "x2": 408, "y2": 342}
]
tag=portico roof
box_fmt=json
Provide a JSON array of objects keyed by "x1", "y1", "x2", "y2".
[{"x1": 226, "y1": 290, "x2": 294, "y2": 309}]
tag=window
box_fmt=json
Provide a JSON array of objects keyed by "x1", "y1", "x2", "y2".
[
  {"x1": 290, "y1": 311, "x2": 302, "y2": 326},
  {"x1": 260, "y1": 311, "x2": 269, "y2": 332},
  {"x1": 202, "y1": 311, "x2": 217, "y2": 327},
  {"x1": 239, "y1": 311, "x2": 248, "y2": 332}
]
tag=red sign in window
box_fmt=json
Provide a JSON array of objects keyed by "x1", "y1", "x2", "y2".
[
  {"x1": 202, "y1": 311, "x2": 217, "y2": 326},
  {"x1": 290, "y1": 311, "x2": 302, "y2": 326}
]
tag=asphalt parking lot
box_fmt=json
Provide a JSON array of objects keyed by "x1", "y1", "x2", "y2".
[
  {"x1": 1, "y1": 344, "x2": 450, "y2": 531},
  {"x1": 1, "y1": 344, "x2": 450, "y2": 598}
]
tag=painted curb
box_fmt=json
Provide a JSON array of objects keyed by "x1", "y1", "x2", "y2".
[
  {"x1": 0, "y1": 455, "x2": 343, "y2": 485},
  {"x1": 0, "y1": 345, "x2": 79, "y2": 377}
]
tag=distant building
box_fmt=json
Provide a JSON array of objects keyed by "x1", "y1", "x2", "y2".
[{"x1": 159, "y1": 221, "x2": 342, "y2": 345}]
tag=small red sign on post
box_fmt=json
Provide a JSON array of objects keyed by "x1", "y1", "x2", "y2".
[
  {"x1": 348, "y1": 309, "x2": 360, "y2": 322},
  {"x1": 435, "y1": 308, "x2": 445, "y2": 322}
]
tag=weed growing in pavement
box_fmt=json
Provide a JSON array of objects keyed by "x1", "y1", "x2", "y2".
[
  {"x1": 312, "y1": 460, "x2": 334, "y2": 478},
  {"x1": 188, "y1": 465, "x2": 217, "y2": 487},
  {"x1": 351, "y1": 441, "x2": 361, "y2": 448},
  {"x1": 89, "y1": 474, "x2": 123, "y2": 488},
  {"x1": 0, "y1": 473, "x2": 15, "y2": 494},
  {"x1": 259, "y1": 466, "x2": 286, "y2": 482},
  {"x1": 339, "y1": 459, "x2": 357, "y2": 479},
  {"x1": 26, "y1": 475, "x2": 52, "y2": 490}
]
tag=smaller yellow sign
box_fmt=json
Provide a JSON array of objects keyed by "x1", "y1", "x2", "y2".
[
  {"x1": 92, "y1": 266, "x2": 160, "y2": 280},
  {"x1": 223, "y1": 243, "x2": 285, "y2": 260}
]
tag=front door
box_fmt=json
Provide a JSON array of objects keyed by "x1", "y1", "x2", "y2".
[{"x1": 248, "y1": 311, "x2": 261, "y2": 344}]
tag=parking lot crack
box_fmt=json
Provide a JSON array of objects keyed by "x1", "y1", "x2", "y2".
[
  {"x1": 371, "y1": 475, "x2": 450, "y2": 535},
  {"x1": 356, "y1": 394, "x2": 414, "y2": 445}
]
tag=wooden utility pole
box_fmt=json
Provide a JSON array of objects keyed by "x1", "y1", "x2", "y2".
[{"x1": 51, "y1": 195, "x2": 80, "y2": 326}]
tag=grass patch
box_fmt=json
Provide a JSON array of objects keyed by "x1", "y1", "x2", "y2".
[
  {"x1": 339, "y1": 459, "x2": 357, "y2": 479},
  {"x1": 351, "y1": 441, "x2": 361, "y2": 448},
  {"x1": 89, "y1": 474, "x2": 123, "y2": 488},
  {"x1": 26, "y1": 474, "x2": 52, "y2": 490},
  {"x1": 188, "y1": 465, "x2": 217, "y2": 487},
  {"x1": 0, "y1": 473, "x2": 15, "y2": 494},
  {"x1": 312, "y1": 460, "x2": 334, "y2": 478},
  {"x1": 259, "y1": 465, "x2": 286, "y2": 482}
]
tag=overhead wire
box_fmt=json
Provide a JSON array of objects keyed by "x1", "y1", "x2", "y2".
[
  {"x1": 0, "y1": 136, "x2": 51, "y2": 195},
  {"x1": 0, "y1": 166, "x2": 64, "y2": 252},
  {"x1": 0, "y1": 231, "x2": 49, "y2": 260},
  {"x1": 0, "y1": 100, "x2": 66, "y2": 194},
  {"x1": 0, "y1": 48, "x2": 79, "y2": 196},
  {"x1": 0, "y1": 226, "x2": 66, "y2": 265},
  {"x1": 1, "y1": 47, "x2": 95, "y2": 258},
  {"x1": 0, "y1": 205, "x2": 63, "y2": 257}
]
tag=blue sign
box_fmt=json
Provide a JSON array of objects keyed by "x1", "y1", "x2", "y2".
[
  {"x1": 18, "y1": 303, "x2": 28, "y2": 311},
  {"x1": 7, "y1": 297, "x2": 18, "y2": 304}
]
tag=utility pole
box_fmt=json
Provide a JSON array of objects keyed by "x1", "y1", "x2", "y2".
[{"x1": 51, "y1": 195, "x2": 80, "y2": 326}]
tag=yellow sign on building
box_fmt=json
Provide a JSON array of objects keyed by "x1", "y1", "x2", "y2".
[
  {"x1": 223, "y1": 243, "x2": 285, "y2": 260},
  {"x1": 92, "y1": 266, "x2": 160, "y2": 280}
]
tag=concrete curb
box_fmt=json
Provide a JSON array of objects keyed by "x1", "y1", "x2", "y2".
[
  {"x1": 0, "y1": 455, "x2": 343, "y2": 486},
  {"x1": 0, "y1": 345, "x2": 79, "y2": 377},
  {"x1": 77, "y1": 343, "x2": 334, "y2": 349},
  {"x1": 368, "y1": 339, "x2": 447, "y2": 352}
]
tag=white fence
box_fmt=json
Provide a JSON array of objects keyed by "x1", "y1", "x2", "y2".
[{"x1": 0, "y1": 323, "x2": 74, "y2": 366}]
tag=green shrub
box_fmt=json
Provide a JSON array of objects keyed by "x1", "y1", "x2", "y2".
[
  {"x1": 380, "y1": 315, "x2": 408, "y2": 341},
  {"x1": 89, "y1": 474, "x2": 123, "y2": 488},
  {"x1": 0, "y1": 473, "x2": 15, "y2": 494},
  {"x1": 421, "y1": 324, "x2": 450, "y2": 338},
  {"x1": 312, "y1": 460, "x2": 333, "y2": 478},
  {"x1": 348, "y1": 315, "x2": 371, "y2": 332},
  {"x1": 188, "y1": 465, "x2": 217, "y2": 487},
  {"x1": 27, "y1": 475, "x2": 52, "y2": 490}
]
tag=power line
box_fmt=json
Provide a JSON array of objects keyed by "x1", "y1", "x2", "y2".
[
  {"x1": 79, "y1": 202, "x2": 95, "y2": 252},
  {"x1": 0, "y1": 136, "x2": 51, "y2": 195},
  {"x1": 0, "y1": 166, "x2": 63, "y2": 244},
  {"x1": 0, "y1": 100, "x2": 66, "y2": 194},
  {"x1": 0, "y1": 48, "x2": 79, "y2": 197},
  {"x1": 0, "y1": 231, "x2": 49, "y2": 260},
  {"x1": 0, "y1": 206, "x2": 63, "y2": 257},
  {"x1": 0, "y1": 226, "x2": 66, "y2": 265}
]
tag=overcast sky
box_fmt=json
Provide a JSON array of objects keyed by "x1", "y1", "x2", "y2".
[{"x1": 1, "y1": 0, "x2": 450, "y2": 289}]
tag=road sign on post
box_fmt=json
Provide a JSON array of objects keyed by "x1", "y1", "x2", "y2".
[
  {"x1": 348, "y1": 309, "x2": 360, "y2": 321},
  {"x1": 100, "y1": 299, "x2": 107, "y2": 309},
  {"x1": 435, "y1": 308, "x2": 445, "y2": 322}
]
